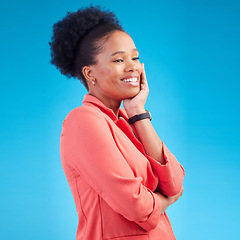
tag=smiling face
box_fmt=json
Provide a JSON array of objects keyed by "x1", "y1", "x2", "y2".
[{"x1": 83, "y1": 30, "x2": 142, "y2": 111}]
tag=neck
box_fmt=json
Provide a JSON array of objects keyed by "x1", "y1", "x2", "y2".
[{"x1": 88, "y1": 92, "x2": 121, "y2": 118}]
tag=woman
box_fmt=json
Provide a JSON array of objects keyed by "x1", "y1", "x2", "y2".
[{"x1": 50, "y1": 6, "x2": 185, "y2": 240}]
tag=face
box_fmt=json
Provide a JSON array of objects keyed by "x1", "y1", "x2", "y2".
[{"x1": 85, "y1": 31, "x2": 142, "y2": 109}]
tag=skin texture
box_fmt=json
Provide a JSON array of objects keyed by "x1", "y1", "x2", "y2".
[{"x1": 82, "y1": 30, "x2": 183, "y2": 213}]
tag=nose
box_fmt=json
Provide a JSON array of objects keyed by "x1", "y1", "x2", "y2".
[{"x1": 125, "y1": 60, "x2": 138, "y2": 72}]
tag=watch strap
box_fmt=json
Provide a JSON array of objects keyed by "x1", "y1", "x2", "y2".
[{"x1": 128, "y1": 111, "x2": 151, "y2": 124}]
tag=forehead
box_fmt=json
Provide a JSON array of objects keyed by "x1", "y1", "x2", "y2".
[{"x1": 100, "y1": 31, "x2": 137, "y2": 55}]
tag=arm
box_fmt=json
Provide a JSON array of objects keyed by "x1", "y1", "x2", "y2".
[
  {"x1": 61, "y1": 107, "x2": 162, "y2": 231},
  {"x1": 123, "y1": 63, "x2": 165, "y2": 164},
  {"x1": 124, "y1": 64, "x2": 185, "y2": 196}
]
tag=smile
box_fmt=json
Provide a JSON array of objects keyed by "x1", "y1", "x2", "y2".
[{"x1": 121, "y1": 77, "x2": 138, "y2": 83}]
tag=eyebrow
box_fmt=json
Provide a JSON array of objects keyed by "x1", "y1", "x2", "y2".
[{"x1": 110, "y1": 48, "x2": 139, "y2": 57}]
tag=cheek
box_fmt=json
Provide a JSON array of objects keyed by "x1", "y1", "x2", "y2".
[
  {"x1": 98, "y1": 66, "x2": 116, "y2": 78},
  {"x1": 94, "y1": 63, "x2": 123, "y2": 84},
  {"x1": 96, "y1": 67, "x2": 118, "y2": 89},
  {"x1": 103, "y1": 67, "x2": 122, "y2": 82}
]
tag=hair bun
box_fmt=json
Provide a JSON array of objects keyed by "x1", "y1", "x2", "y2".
[{"x1": 49, "y1": 5, "x2": 122, "y2": 79}]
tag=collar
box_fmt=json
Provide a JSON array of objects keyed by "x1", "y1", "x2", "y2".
[
  {"x1": 82, "y1": 94, "x2": 145, "y2": 154},
  {"x1": 82, "y1": 94, "x2": 129, "y2": 122}
]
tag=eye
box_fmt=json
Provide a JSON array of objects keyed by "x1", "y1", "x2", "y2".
[
  {"x1": 132, "y1": 57, "x2": 139, "y2": 61},
  {"x1": 113, "y1": 59, "x2": 123, "y2": 63}
]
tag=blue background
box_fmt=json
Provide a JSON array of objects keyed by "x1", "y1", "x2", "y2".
[{"x1": 1, "y1": 0, "x2": 239, "y2": 239}]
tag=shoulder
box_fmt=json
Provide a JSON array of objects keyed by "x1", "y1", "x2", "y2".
[
  {"x1": 62, "y1": 105, "x2": 110, "y2": 132},
  {"x1": 65, "y1": 104, "x2": 105, "y2": 121}
]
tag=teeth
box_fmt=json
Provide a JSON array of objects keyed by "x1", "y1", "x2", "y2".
[{"x1": 122, "y1": 78, "x2": 138, "y2": 83}]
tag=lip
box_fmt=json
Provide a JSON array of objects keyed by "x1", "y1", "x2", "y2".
[{"x1": 120, "y1": 75, "x2": 140, "y2": 87}]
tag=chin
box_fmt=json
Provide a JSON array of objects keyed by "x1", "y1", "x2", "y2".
[{"x1": 124, "y1": 88, "x2": 140, "y2": 99}]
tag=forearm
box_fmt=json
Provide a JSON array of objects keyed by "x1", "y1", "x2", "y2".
[
  {"x1": 132, "y1": 116, "x2": 166, "y2": 164},
  {"x1": 123, "y1": 63, "x2": 165, "y2": 164}
]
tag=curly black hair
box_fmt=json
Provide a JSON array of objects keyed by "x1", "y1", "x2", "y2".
[{"x1": 49, "y1": 5, "x2": 124, "y2": 90}]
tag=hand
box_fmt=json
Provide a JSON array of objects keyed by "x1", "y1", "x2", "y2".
[
  {"x1": 155, "y1": 186, "x2": 184, "y2": 214},
  {"x1": 123, "y1": 63, "x2": 149, "y2": 117}
]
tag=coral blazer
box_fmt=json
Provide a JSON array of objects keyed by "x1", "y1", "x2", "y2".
[{"x1": 60, "y1": 94, "x2": 185, "y2": 240}]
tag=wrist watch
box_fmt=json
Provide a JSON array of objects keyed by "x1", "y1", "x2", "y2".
[{"x1": 128, "y1": 110, "x2": 152, "y2": 125}]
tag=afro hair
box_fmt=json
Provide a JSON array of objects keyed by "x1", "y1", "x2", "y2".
[{"x1": 49, "y1": 5, "x2": 123, "y2": 88}]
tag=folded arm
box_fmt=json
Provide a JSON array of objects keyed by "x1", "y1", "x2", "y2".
[{"x1": 61, "y1": 108, "x2": 163, "y2": 231}]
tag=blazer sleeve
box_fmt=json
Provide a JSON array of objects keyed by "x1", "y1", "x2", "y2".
[
  {"x1": 146, "y1": 143, "x2": 185, "y2": 197},
  {"x1": 60, "y1": 108, "x2": 162, "y2": 231}
]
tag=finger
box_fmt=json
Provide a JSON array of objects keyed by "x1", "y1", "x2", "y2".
[
  {"x1": 140, "y1": 63, "x2": 149, "y2": 91},
  {"x1": 141, "y1": 63, "x2": 147, "y2": 84}
]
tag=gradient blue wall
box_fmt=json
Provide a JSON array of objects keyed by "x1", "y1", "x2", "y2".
[{"x1": 1, "y1": 0, "x2": 239, "y2": 239}]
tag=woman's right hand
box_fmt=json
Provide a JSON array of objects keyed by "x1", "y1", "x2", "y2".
[
  {"x1": 123, "y1": 63, "x2": 149, "y2": 118},
  {"x1": 155, "y1": 187, "x2": 184, "y2": 214}
]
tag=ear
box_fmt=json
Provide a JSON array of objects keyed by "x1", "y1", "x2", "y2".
[{"x1": 82, "y1": 66, "x2": 95, "y2": 84}]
